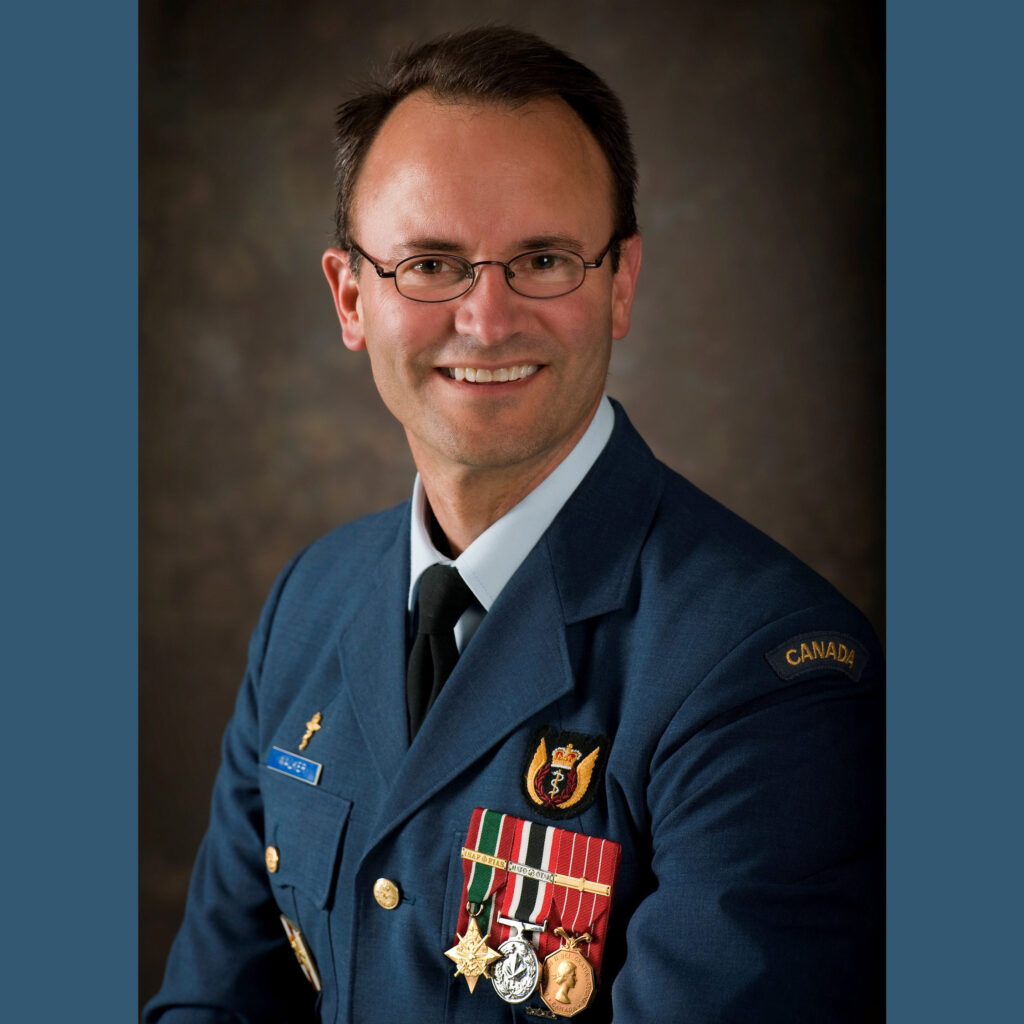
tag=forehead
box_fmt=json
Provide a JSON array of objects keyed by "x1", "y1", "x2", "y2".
[{"x1": 350, "y1": 91, "x2": 615, "y2": 249}]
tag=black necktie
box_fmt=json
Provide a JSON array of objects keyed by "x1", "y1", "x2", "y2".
[{"x1": 407, "y1": 564, "x2": 475, "y2": 738}]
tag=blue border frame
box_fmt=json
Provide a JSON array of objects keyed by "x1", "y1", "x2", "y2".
[
  {"x1": 5, "y1": 1, "x2": 1019, "y2": 1018},
  {"x1": 5, "y1": 3, "x2": 138, "y2": 1018},
  {"x1": 887, "y1": 2, "x2": 1019, "y2": 1020}
]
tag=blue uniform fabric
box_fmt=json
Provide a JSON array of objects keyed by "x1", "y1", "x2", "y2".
[{"x1": 145, "y1": 403, "x2": 883, "y2": 1023}]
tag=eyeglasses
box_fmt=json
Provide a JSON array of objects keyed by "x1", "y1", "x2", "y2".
[{"x1": 349, "y1": 238, "x2": 616, "y2": 302}]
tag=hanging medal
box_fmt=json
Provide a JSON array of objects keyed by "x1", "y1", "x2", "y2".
[
  {"x1": 491, "y1": 818, "x2": 559, "y2": 1004},
  {"x1": 450, "y1": 809, "x2": 623, "y2": 1015},
  {"x1": 540, "y1": 827, "x2": 622, "y2": 1016},
  {"x1": 540, "y1": 928, "x2": 593, "y2": 1017},
  {"x1": 446, "y1": 809, "x2": 517, "y2": 992}
]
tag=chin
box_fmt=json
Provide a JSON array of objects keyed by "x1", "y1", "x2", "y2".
[
  {"x1": 435, "y1": 423, "x2": 565, "y2": 469},
  {"x1": 442, "y1": 439, "x2": 545, "y2": 471}
]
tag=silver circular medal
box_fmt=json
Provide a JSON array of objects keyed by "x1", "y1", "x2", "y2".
[{"x1": 490, "y1": 935, "x2": 540, "y2": 1004}]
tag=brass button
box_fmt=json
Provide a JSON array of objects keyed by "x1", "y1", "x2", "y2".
[
  {"x1": 372, "y1": 877, "x2": 400, "y2": 909},
  {"x1": 265, "y1": 846, "x2": 280, "y2": 873}
]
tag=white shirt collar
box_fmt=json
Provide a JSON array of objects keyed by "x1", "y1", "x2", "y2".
[{"x1": 408, "y1": 396, "x2": 615, "y2": 626}]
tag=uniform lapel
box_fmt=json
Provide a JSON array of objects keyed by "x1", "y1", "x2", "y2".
[
  {"x1": 543, "y1": 402, "x2": 665, "y2": 626},
  {"x1": 360, "y1": 403, "x2": 665, "y2": 852},
  {"x1": 336, "y1": 509, "x2": 412, "y2": 782},
  {"x1": 366, "y1": 538, "x2": 574, "y2": 849}
]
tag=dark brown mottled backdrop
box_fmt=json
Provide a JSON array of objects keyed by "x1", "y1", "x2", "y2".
[{"x1": 140, "y1": 0, "x2": 883, "y2": 1006}]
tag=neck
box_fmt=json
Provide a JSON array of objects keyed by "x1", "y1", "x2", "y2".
[
  {"x1": 410, "y1": 419, "x2": 596, "y2": 557},
  {"x1": 416, "y1": 461, "x2": 555, "y2": 557}
]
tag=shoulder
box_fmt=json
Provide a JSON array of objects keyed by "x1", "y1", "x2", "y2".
[
  {"x1": 285, "y1": 502, "x2": 409, "y2": 591},
  {"x1": 248, "y1": 501, "x2": 409, "y2": 662},
  {"x1": 650, "y1": 460, "x2": 846, "y2": 611},
  {"x1": 575, "y1": 405, "x2": 881, "y2": 710},
  {"x1": 578, "y1": 402, "x2": 868, "y2": 633},
  {"x1": 623, "y1": 463, "x2": 883, "y2": 778},
  {"x1": 649, "y1": 457, "x2": 878, "y2": 661}
]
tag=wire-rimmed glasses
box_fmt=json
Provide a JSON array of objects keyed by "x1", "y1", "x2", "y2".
[{"x1": 349, "y1": 238, "x2": 616, "y2": 302}]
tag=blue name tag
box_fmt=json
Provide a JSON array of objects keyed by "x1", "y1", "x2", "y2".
[{"x1": 266, "y1": 746, "x2": 323, "y2": 786}]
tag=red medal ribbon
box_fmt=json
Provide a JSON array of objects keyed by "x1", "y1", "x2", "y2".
[
  {"x1": 454, "y1": 809, "x2": 622, "y2": 984},
  {"x1": 547, "y1": 827, "x2": 621, "y2": 976},
  {"x1": 497, "y1": 817, "x2": 560, "y2": 945},
  {"x1": 455, "y1": 808, "x2": 519, "y2": 944}
]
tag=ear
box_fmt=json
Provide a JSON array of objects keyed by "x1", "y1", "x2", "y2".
[
  {"x1": 610, "y1": 234, "x2": 643, "y2": 341},
  {"x1": 321, "y1": 248, "x2": 366, "y2": 351}
]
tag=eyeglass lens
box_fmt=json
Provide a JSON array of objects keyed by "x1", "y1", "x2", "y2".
[{"x1": 395, "y1": 250, "x2": 587, "y2": 301}]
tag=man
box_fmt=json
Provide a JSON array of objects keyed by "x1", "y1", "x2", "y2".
[{"x1": 146, "y1": 26, "x2": 882, "y2": 1023}]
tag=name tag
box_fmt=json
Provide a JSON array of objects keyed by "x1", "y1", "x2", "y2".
[{"x1": 266, "y1": 746, "x2": 323, "y2": 785}]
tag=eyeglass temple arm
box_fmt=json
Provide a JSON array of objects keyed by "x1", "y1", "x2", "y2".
[
  {"x1": 583, "y1": 238, "x2": 617, "y2": 269},
  {"x1": 348, "y1": 244, "x2": 395, "y2": 279}
]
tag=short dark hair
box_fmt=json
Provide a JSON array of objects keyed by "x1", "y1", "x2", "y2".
[{"x1": 332, "y1": 26, "x2": 638, "y2": 269}]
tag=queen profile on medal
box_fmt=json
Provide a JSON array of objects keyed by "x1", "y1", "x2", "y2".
[{"x1": 540, "y1": 929, "x2": 595, "y2": 1017}]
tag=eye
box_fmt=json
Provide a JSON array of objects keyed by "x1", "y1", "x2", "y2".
[
  {"x1": 406, "y1": 255, "x2": 466, "y2": 277},
  {"x1": 525, "y1": 251, "x2": 567, "y2": 272}
]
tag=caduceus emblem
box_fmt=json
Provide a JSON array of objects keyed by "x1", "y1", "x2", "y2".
[{"x1": 524, "y1": 731, "x2": 603, "y2": 813}]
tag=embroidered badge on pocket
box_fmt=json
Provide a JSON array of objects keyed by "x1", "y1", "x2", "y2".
[{"x1": 521, "y1": 728, "x2": 608, "y2": 820}]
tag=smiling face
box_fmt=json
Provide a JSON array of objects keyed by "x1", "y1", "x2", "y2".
[{"x1": 322, "y1": 91, "x2": 641, "y2": 487}]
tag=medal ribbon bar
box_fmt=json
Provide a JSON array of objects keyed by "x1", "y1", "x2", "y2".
[
  {"x1": 456, "y1": 809, "x2": 518, "y2": 944},
  {"x1": 500, "y1": 818, "x2": 559, "y2": 943},
  {"x1": 461, "y1": 847, "x2": 612, "y2": 897},
  {"x1": 453, "y1": 810, "x2": 622, "y2": 999},
  {"x1": 547, "y1": 827, "x2": 621, "y2": 976}
]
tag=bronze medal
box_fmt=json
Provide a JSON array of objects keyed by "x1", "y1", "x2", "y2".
[{"x1": 540, "y1": 929, "x2": 594, "y2": 1017}]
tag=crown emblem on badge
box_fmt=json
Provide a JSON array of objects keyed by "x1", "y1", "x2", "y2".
[
  {"x1": 551, "y1": 744, "x2": 582, "y2": 769},
  {"x1": 522, "y1": 729, "x2": 609, "y2": 819}
]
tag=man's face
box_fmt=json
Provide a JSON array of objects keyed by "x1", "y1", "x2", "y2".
[{"x1": 323, "y1": 91, "x2": 641, "y2": 482}]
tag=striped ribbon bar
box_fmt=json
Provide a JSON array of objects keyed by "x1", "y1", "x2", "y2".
[
  {"x1": 459, "y1": 849, "x2": 613, "y2": 898},
  {"x1": 546, "y1": 826, "x2": 622, "y2": 976},
  {"x1": 455, "y1": 810, "x2": 623, "y2": 986},
  {"x1": 455, "y1": 808, "x2": 518, "y2": 945},
  {"x1": 498, "y1": 817, "x2": 560, "y2": 946}
]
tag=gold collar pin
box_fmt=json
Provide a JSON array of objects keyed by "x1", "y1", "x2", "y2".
[{"x1": 298, "y1": 712, "x2": 322, "y2": 751}]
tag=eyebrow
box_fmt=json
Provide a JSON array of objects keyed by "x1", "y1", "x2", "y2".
[
  {"x1": 391, "y1": 234, "x2": 588, "y2": 258},
  {"x1": 517, "y1": 234, "x2": 587, "y2": 253},
  {"x1": 394, "y1": 237, "x2": 465, "y2": 256}
]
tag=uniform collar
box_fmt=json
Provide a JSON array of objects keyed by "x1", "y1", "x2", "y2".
[{"x1": 408, "y1": 395, "x2": 615, "y2": 614}]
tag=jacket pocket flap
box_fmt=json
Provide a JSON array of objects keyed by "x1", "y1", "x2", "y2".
[{"x1": 262, "y1": 767, "x2": 353, "y2": 910}]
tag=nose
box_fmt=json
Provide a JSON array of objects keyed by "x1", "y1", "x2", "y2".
[{"x1": 453, "y1": 262, "x2": 525, "y2": 346}]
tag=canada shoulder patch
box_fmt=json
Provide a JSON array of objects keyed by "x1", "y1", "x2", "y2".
[
  {"x1": 521, "y1": 727, "x2": 609, "y2": 819},
  {"x1": 765, "y1": 631, "x2": 869, "y2": 682}
]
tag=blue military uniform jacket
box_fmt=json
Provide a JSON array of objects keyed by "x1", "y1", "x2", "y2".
[{"x1": 146, "y1": 403, "x2": 883, "y2": 1023}]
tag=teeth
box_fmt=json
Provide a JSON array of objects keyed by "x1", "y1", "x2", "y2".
[{"x1": 446, "y1": 364, "x2": 539, "y2": 384}]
